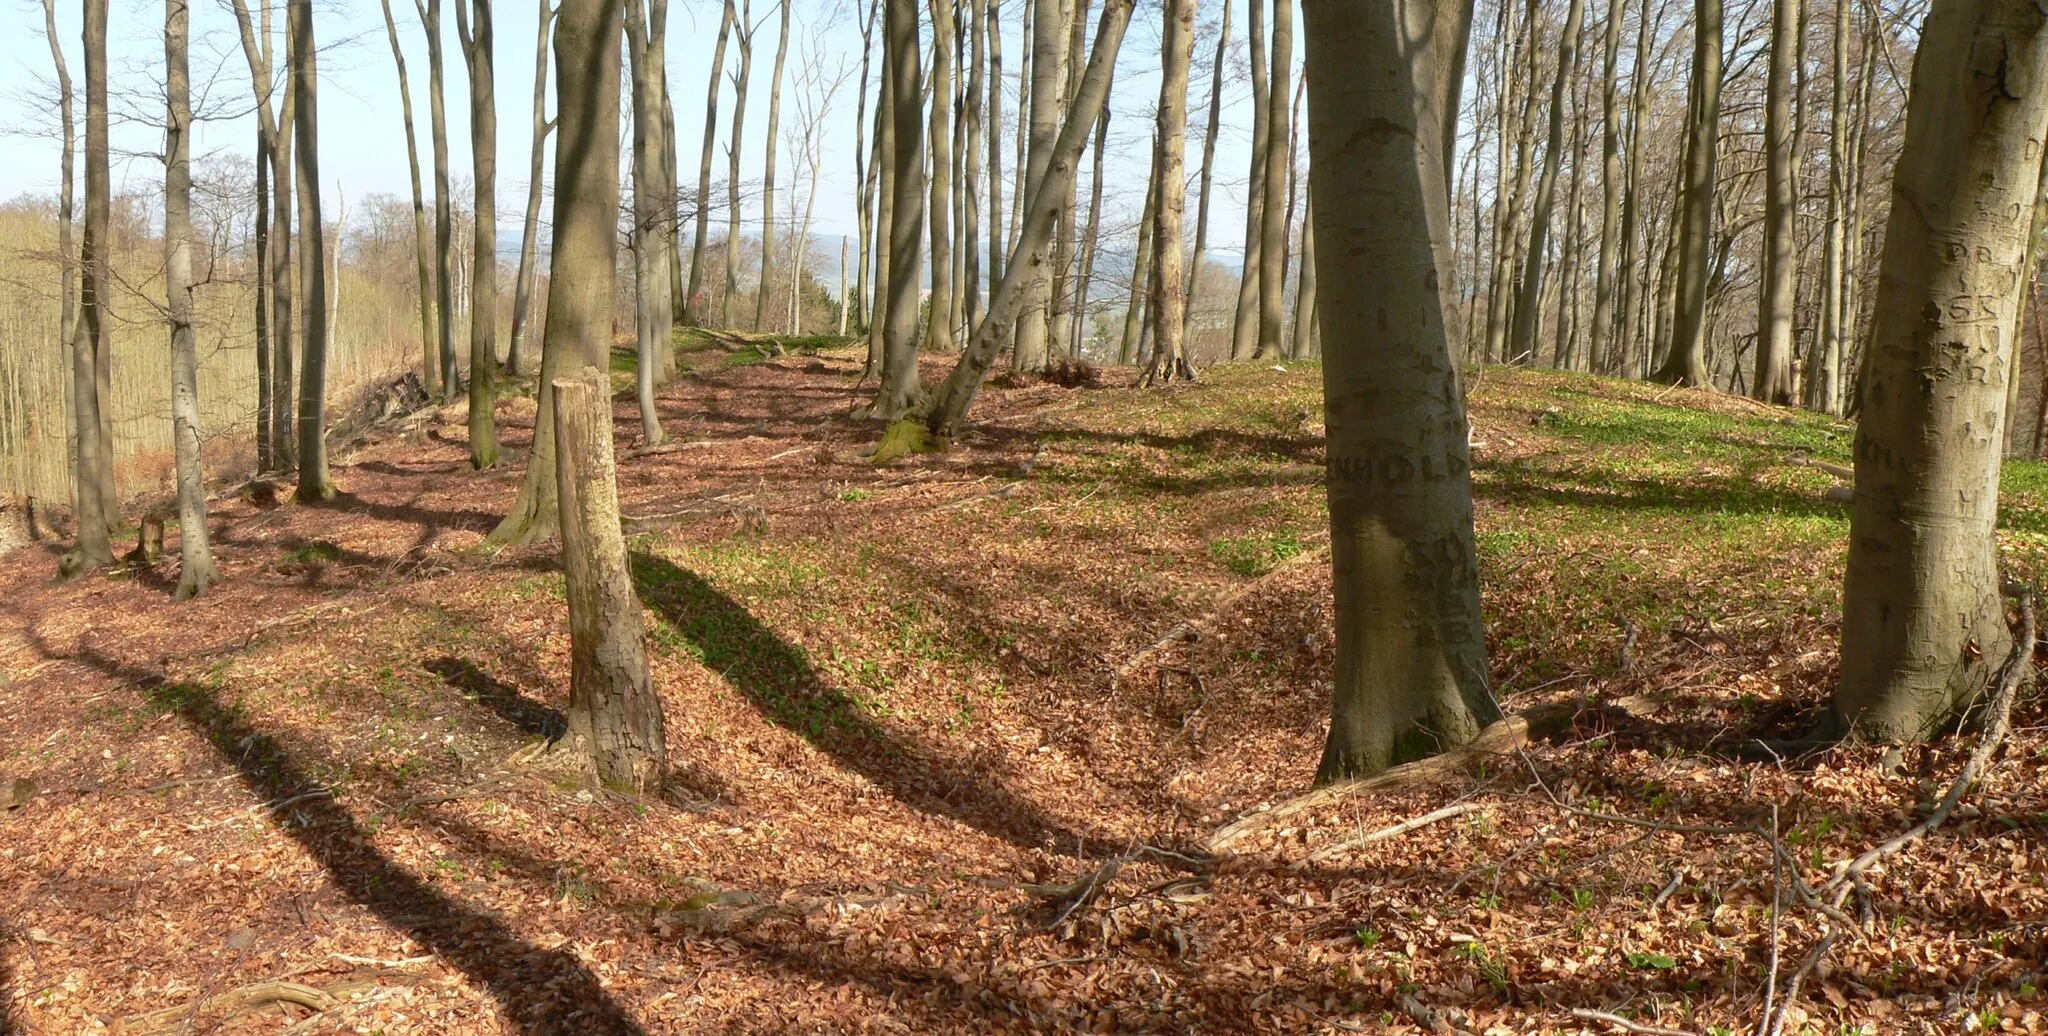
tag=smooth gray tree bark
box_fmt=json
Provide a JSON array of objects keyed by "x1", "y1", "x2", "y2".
[
  {"x1": 59, "y1": 0, "x2": 115, "y2": 579},
  {"x1": 509, "y1": 0, "x2": 556, "y2": 376},
  {"x1": 165, "y1": 0, "x2": 220, "y2": 601},
  {"x1": 1835, "y1": 0, "x2": 2048, "y2": 740},
  {"x1": 291, "y1": 0, "x2": 333, "y2": 502},
  {"x1": 455, "y1": 0, "x2": 502, "y2": 469}
]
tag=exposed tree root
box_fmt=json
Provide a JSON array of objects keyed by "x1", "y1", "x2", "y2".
[{"x1": 116, "y1": 977, "x2": 382, "y2": 1034}]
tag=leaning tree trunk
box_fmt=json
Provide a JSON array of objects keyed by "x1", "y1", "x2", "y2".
[
  {"x1": 1254, "y1": 0, "x2": 1293, "y2": 359},
  {"x1": 925, "y1": 0, "x2": 958, "y2": 354},
  {"x1": 165, "y1": 0, "x2": 220, "y2": 601},
  {"x1": 1229, "y1": 0, "x2": 1268, "y2": 360},
  {"x1": 723, "y1": 0, "x2": 755, "y2": 329},
  {"x1": 755, "y1": 0, "x2": 790, "y2": 331},
  {"x1": 871, "y1": 0, "x2": 927, "y2": 417},
  {"x1": 1653, "y1": 0, "x2": 1721, "y2": 386},
  {"x1": 1754, "y1": 0, "x2": 1801, "y2": 402},
  {"x1": 1011, "y1": 0, "x2": 1065, "y2": 372},
  {"x1": 683, "y1": 0, "x2": 734, "y2": 326},
  {"x1": 1834, "y1": 0, "x2": 2048, "y2": 740},
  {"x1": 456, "y1": 0, "x2": 501, "y2": 469},
  {"x1": 1307, "y1": 0, "x2": 1502, "y2": 781},
  {"x1": 509, "y1": 0, "x2": 556, "y2": 376},
  {"x1": 1142, "y1": 0, "x2": 1193, "y2": 384},
  {"x1": 928, "y1": 0, "x2": 1133, "y2": 434},
  {"x1": 1070, "y1": 84, "x2": 1111, "y2": 356},
  {"x1": 291, "y1": 0, "x2": 333, "y2": 502},
  {"x1": 549, "y1": 0, "x2": 666, "y2": 793},
  {"x1": 59, "y1": 0, "x2": 115, "y2": 579},
  {"x1": 625, "y1": 0, "x2": 671, "y2": 446},
  {"x1": 1182, "y1": 0, "x2": 1229, "y2": 343},
  {"x1": 1508, "y1": 0, "x2": 1587, "y2": 364}
]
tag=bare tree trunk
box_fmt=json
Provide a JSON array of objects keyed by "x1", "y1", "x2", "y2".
[
  {"x1": 985, "y1": 0, "x2": 1005, "y2": 292},
  {"x1": 1615, "y1": 0, "x2": 1655, "y2": 376},
  {"x1": 755, "y1": 0, "x2": 791, "y2": 331},
  {"x1": 40, "y1": 0, "x2": 82, "y2": 484},
  {"x1": 951, "y1": 0, "x2": 973, "y2": 341},
  {"x1": 1143, "y1": 0, "x2": 1194, "y2": 384},
  {"x1": 1483, "y1": 0, "x2": 1537, "y2": 365},
  {"x1": 1553, "y1": 54, "x2": 1592, "y2": 370},
  {"x1": 684, "y1": 0, "x2": 734, "y2": 326},
  {"x1": 1183, "y1": 0, "x2": 1229, "y2": 345},
  {"x1": 164, "y1": 0, "x2": 219, "y2": 600},
  {"x1": 724, "y1": 0, "x2": 755, "y2": 329},
  {"x1": 1836, "y1": 0, "x2": 2048, "y2": 739},
  {"x1": 547, "y1": 0, "x2": 665, "y2": 793},
  {"x1": 59, "y1": 0, "x2": 115, "y2": 578},
  {"x1": 1755, "y1": 0, "x2": 1801, "y2": 401},
  {"x1": 1308, "y1": 0, "x2": 1499, "y2": 781},
  {"x1": 964, "y1": 0, "x2": 987, "y2": 331},
  {"x1": 625, "y1": 0, "x2": 671, "y2": 445},
  {"x1": 1589, "y1": 0, "x2": 1625, "y2": 372},
  {"x1": 456, "y1": 0, "x2": 502, "y2": 469},
  {"x1": 1838, "y1": 11, "x2": 1878, "y2": 407},
  {"x1": 929, "y1": 0, "x2": 1132, "y2": 429},
  {"x1": 1047, "y1": 0, "x2": 1092, "y2": 365},
  {"x1": 292, "y1": 0, "x2": 333, "y2": 502},
  {"x1": 1652, "y1": 0, "x2": 1720, "y2": 386},
  {"x1": 378, "y1": 0, "x2": 441, "y2": 397},
  {"x1": 1290, "y1": 193, "x2": 1316, "y2": 359},
  {"x1": 851, "y1": 0, "x2": 878, "y2": 333},
  {"x1": 60, "y1": 0, "x2": 117, "y2": 581},
  {"x1": 1229, "y1": 0, "x2": 1268, "y2": 360},
  {"x1": 1119, "y1": 152, "x2": 1157, "y2": 365},
  {"x1": 227, "y1": 0, "x2": 295, "y2": 467},
  {"x1": 1012, "y1": 0, "x2": 1065, "y2": 371},
  {"x1": 415, "y1": 0, "x2": 459, "y2": 399},
  {"x1": 926, "y1": 0, "x2": 958, "y2": 353},
  {"x1": 510, "y1": 0, "x2": 556, "y2": 377},
  {"x1": 1254, "y1": 0, "x2": 1293, "y2": 359},
  {"x1": 867, "y1": 51, "x2": 894, "y2": 372},
  {"x1": 1509, "y1": 0, "x2": 1587, "y2": 364},
  {"x1": 872, "y1": 0, "x2": 928, "y2": 416},
  {"x1": 1069, "y1": 84, "x2": 1110, "y2": 358}
]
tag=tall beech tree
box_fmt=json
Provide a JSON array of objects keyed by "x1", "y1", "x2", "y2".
[
  {"x1": 1306, "y1": 0, "x2": 1500, "y2": 780},
  {"x1": 723, "y1": 0, "x2": 755, "y2": 329},
  {"x1": 1507, "y1": 0, "x2": 1586, "y2": 364},
  {"x1": 1834, "y1": 0, "x2": 2048, "y2": 740},
  {"x1": 415, "y1": 0, "x2": 458, "y2": 396},
  {"x1": 379, "y1": 0, "x2": 442, "y2": 396},
  {"x1": 456, "y1": 0, "x2": 502, "y2": 469},
  {"x1": 60, "y1": 0, "x2": 116, "y2": 579},
  {"x1": 755, "y1": 0, "x2": 791, "y2": 331},
  {"x1": 165, "y1": 0, "x2": 220, "y2": 600},
  {"x1": 228, "y1": 0, "x2": 295, "y2": 464},
  {"x1": 292, "y1": 0, "x2": 333, "y2": 502},
  {"x1": 40, "y1": 0, "x2": 81, "y2": 496},
  {"x1": 684, "y1": 0, "x2": 735, "y2": 326},
  {"x1": 1011, "y1": 0, "x2": 1065, "y2": 371},
  {"x1": 925, "y1": 0, "x2": 959, "y2": 355},
  {"x1": 1142, "y1": 0, "x2": 1194, "y2": 384},
  {"x1": 509, "y1": 0, "x2": 557, "y2": 376},
  {"x1": 549, "y1": 0, "x2": 667, "y2": 793},
  {"x1": 927, "y1": 0, "x2": 1133, "y2": 435},
  {"x1": 1228, "y1": 0, "x2": 1267, "y2": 360},
  {"x1": 1651, "y1": 0, "x2": 1720, "y2": 386},
  {"x1": 1754, "y1": 0, "x2": 1801, "y2": 402},
  {"x1": 1182, "y1": 0, "x2": 1229, "y2": 340},
  {"x1": 1254, "y1": 0, "x2": 1293, "y2": 358},
  {"x1": 626, "y1": 0, "x2": 673, "y2": 445},
  {"x1": 871, "y1": 0, "x2": 926, "y2": 416}
]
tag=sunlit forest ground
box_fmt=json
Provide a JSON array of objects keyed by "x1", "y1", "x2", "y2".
[{"x1": 3, "y1": 334, "x2": 2045, "y2": 1034}]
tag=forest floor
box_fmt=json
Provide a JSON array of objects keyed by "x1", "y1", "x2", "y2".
[{"x1": 5, "y1": 334, "x2": 2048, "y2": 1034}]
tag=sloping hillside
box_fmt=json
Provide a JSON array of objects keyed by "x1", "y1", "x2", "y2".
[{"x1": 4, "y1": 338, "x2": 2045, "y2": 1034}]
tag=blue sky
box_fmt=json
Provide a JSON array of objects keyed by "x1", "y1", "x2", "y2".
[{"x1": 2, "y1": 0, "x2": 1288, "y2": 273}]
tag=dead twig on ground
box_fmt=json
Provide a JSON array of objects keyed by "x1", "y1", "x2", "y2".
[
  {"x1": 1304, "y1": 803, "x2": 1483, "y2": 863},
  {"x1": 1568, "y1": 1007, "x2": 1694, "y2": 1036},
  {"x1": 116, "y1": 977, "x2": 379, "y2": 1035}
]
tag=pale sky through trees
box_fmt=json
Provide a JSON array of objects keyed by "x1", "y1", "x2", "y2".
[{"x1": 1, "y1": 0, "x2": 1295, "y2": 278}]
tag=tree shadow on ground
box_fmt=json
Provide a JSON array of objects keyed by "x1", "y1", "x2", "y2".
[
  {"x1": 1473, "y1": 462, "x2": 1846, "y2": 521},
  {"x1": 629, "y1": 550, "x2": 1195, "y2": 862},
  {"x1": 424, "y1": 656, "x2": 568, "y2": 740},
  {"x1": 42, "y1": 641, "x2": 646, "y2": 1034}
]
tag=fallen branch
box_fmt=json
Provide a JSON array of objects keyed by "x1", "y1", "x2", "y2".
[
  {"x1": 927, "y1": 481, "x2": 1022, "y2": 513},
  {"x1": 1305, "y1": 803, "x2": 1482, "y2": 863},
  {"x1": 1568, "y1": 1007, "x2": 1694, "y2": 1036},
  {"x1": 1212, "y1": 696, "x2": 1649, "y2": 853},
  {"x1": 626, "y1": 440, "x2": 720, "y2": 459},
  {"x1": 117, "y1": 978, "x2": 376, "y2": 1035}
]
